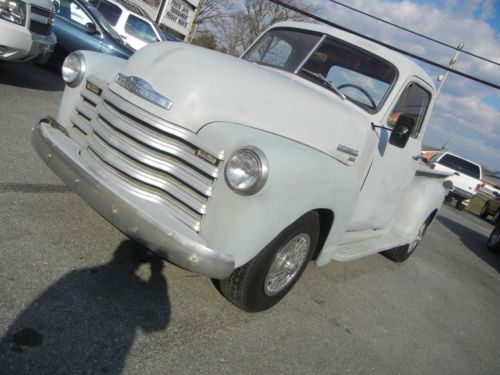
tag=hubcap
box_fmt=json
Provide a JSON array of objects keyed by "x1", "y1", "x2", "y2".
[
  {"x1": 264, "y1": 233, "x2": 311, "y2": 296},
  {"x1": 408, "y1": 222, "x2": 427, "y2": 254}
]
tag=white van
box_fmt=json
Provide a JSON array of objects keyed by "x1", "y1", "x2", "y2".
[{"x1": 89, "y1": 0, "x2": 164, "y2": 50}]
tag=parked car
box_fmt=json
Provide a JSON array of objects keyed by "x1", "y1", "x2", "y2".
[
  {"x1": 480, "y1": 194, "x2": 500, "y2": 221},
  {"x1": 428, "y1": 152, "x2": 483, "y2": 210},
  {"x1": 32, "y1": 21, "x2": 451, "y2": 312},
  {"x1": 487, "y1": 224, "x2": 500, "y2": 253},
  {"x1": 88, "y1": 0, "x2": 165, "y2": 50},
  {"x1": 50, "y1": 0, "x2": 133, "y2": 64},
  {"x1": 0, "y1": 0, "x2": 56, "y2": 63}
]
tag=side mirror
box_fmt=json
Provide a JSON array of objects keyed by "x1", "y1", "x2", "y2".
[
  {"x1": 85, "y1": 22, "x2": 98, "y2": 34},
  {"x1": 389, "y1": 114, "x2": 415, "y2": 148}
]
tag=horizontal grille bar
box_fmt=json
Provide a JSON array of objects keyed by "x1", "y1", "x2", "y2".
[{"x1": 82, "y1": 148, "x2": 203, "y2": 232}]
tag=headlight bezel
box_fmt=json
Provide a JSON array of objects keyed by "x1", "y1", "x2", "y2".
[
  {"x1": 0, "y1": 0, "x2": 27, "y2": 26},
  {"x1": 62, "y1": 51, "x2": 86, "y2": 87},
  {"x1": 224, "y1": 146, "x2": 269, "y2": 196}
]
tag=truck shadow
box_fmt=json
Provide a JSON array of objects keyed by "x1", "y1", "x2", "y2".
[
  {"x1": 437, "y1": 216, "x2": 499, "y2": 273},
  {"x1": 0, "y1": 240, "x2": 171, "y2": 374},
  {"x1": 0, "y1": 62, "x2": 64, "y2": 91}
]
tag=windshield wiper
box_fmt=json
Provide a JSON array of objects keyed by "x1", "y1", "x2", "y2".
[{"x1": 300, "y1": 68, "x2": 346, "y2": 100}]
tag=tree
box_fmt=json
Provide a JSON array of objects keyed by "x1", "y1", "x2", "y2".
[{"x1": 191, "y1": 0, "x2": 320, "y2": 56}]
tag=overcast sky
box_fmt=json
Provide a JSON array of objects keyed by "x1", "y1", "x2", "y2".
[{"x1": 310, "y1": 0, "x2": 500, "y2": 171}]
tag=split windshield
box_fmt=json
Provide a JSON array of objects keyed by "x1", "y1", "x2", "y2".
[{"x1": 242, "y1": 28, "x2": 397, "y2": 111}]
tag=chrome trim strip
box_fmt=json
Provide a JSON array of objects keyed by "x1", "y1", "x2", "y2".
[
  {"x1": 97, "y1": 101, "x2": 219, "y2": 178},
  {"x1": 87, "y1": 133, "x2": 208, "y2": 215},
  {"x1": 104, "y1": 88, "x2": 224, "y2": 160},
  {"x1": 90, "y1": 117, "x2": 213, "y2": 196}
]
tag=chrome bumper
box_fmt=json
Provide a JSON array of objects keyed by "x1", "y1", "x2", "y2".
[{"x1": 32, "y1": 118, "x2": 234, "y2": 279}]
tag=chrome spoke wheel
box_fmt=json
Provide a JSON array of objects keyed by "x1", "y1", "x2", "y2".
[
  {"x1": 264, "y1": 233, "x2": 311, "y2": 296},
  {"x1": 408, "y1": 222, "x2": 427, "y2": 254}
]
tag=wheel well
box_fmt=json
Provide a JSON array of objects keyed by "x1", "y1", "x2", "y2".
[
  {"x1": 427, "y1": 209, "x2": 438, "y2": 225},
  {"x1": 312, "y1": 209, "x2": 334, "y2": 260}
]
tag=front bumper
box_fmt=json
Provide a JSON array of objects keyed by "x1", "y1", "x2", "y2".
[
  {"x1": 0, "y1": 20, "x2": 32, "y2": 61},
  {"x1": 32, "y1": 118, "x2": 235, "y2": 279},
  {"x1": 0, "y1": 20, "x2": 55, "y2": 62}
]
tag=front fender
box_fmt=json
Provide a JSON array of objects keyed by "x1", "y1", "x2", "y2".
[{"x1": 198, "y1": 122, "x2": 359, "y2": 267}]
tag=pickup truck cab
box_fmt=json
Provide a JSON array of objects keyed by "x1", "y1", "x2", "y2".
[
  {"x1": 32, "y1": 21, "x2": 450, "y2": 311},
  {"x1": 0, "y1": 0, "x2": 57, "y2": 63},
  {"x1": 428, "y1": 152, "x2": 483, "y2": 210}
]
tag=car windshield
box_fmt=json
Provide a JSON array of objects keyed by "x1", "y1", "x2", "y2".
[
  {"x1": 438, "y1": 154, "x2": 481, "y2": 179},
  {"x1": 242, "y1": 28, "x2": 397, "y2": 111}
]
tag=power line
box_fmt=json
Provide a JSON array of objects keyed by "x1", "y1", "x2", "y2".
[
  {"x1": 267, "y1": 0, "x2": 500, "y2": 90},
  {"x1": 327, "y1": 0, "x2": 500, "y2": 67}
]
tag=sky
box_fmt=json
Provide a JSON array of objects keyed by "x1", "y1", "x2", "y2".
[{"x1": 313, "y1": 0, "x2": 500, "y2": 171}]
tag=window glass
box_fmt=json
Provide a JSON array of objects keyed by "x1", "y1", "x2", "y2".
[
  {"x1": 243, "y1": 29, "x2": 322, "y2": 72},
  {"x1": 438, "y1": 154, "x2": 481, "y2": 179},
  {"x1": 300, "y1": 38, "x2": 396, "y2": 111},
  {"x1": 387, "y1": 83, "x2": 431, "y2": 137},
  {"x1": 89, "y1": 0, "x2": 122, "y2": 26},
  {"x1": 54, "y1": 0, "x2": 91, "y2": 26},
  {"x1": 125, "y1": 14, "x2": 157, "y2": 43}
]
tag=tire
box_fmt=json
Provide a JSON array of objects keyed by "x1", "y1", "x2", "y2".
[
  {"x1": 493, "y1": 209, "x2": 500, "y2": 224},
  {"x1": 487, "y1": 226, "x2": 500, "y2": 253},
  {"x1": 215, "y1": 212, "x2": 320, "y2": 312},
  {"x1": 382, "y1": 219, "x2": 429, "y2": 262},
  {"x1": 455, "y1": 199, "x2": 465, "y2": 210},
  {"x1": 479, "y1": 203, "x2": 490, "y2": 219}
]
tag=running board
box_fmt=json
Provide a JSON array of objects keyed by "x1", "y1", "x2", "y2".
[{"x1": 333, "y1": 232, "x2": 408, "y2": 261}]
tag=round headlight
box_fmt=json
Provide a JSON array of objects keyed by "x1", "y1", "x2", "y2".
[
  {"x1": 225, "y1": 146, "x2": 268, "y2": 195},
  {"x1": 62, "y1": 52, "x2": 86, "y2": 87}
]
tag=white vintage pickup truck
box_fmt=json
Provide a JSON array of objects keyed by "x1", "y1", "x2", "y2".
[{"x1": 32, "y1": 21, "x2": 451, "y2": 311}]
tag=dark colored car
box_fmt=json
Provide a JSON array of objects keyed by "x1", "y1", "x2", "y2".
[{"x1": 50, "y1": 0, "x2": 133, "y2": 64}]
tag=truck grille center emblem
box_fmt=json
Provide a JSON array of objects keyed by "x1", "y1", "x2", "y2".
[{"x1": 115, "y1": 73, "x2": 173, "y2": 110}]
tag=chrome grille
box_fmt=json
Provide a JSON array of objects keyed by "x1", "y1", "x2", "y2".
[{"x1": 70, "y1": 76, "x2": 223, "y2": 232}]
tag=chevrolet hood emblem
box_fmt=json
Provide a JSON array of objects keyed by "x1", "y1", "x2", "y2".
[{"x1": 115, "y1": 73, "x2": 173, "y2": 110}]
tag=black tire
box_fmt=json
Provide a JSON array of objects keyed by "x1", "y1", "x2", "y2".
[
  {"x1": 215, "y1": 212, "x2": 320, "y2": 312},
  {"x1": 487, "y1": 226, "x2": 500, "y2": 253},
  {"x1": 493, "y1": 209, "x2": 500, "y2": 224},
  {"x1": 479, "y1": 203, "x2": 490, "y2": 219},
  {"x1": 382, "y1": 219, "x2": 429, "y2": 262},
  {"x1": 455, "y1": 199, "x2": 465, "y2": 210}
]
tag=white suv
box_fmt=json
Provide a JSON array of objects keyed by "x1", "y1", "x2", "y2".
[
  {"x1": 428, "y1": 152, "x2": 483, "y2": 210},
  {"x1": 88, "y1": 0, "x2": 164, "y2": 50}
]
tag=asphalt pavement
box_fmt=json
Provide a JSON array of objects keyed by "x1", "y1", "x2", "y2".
[{"x1": 0, "y1": 62, "x2": 499, "y2": 375}]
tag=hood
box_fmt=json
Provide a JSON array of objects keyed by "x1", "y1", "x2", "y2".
[{"x1": 111, "y1": 43, "x2": 373, "y2": 165}]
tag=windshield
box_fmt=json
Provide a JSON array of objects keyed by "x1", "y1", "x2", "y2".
[
  {"x1": 243, "y1": 28, "x2": 397, "y2": 111},
  {"x1": 438, "y1": 154, "x2": 481, "y2": 179}
]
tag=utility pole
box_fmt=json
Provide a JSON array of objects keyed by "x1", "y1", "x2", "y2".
[
  {"x1": 436, "y1": 42, "x2": 464, "y2": 97},
  {"x1": 185, "y1": 0, "x2": 204, "y2": 42}
]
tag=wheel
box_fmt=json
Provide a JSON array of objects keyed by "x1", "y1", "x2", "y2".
[
  {"x1": 487, "y1": 226, "x2": 500, "y2": 253},
  {"x1": 215, "y1": 212, "x2": 320, "y2": 312},
  {"x1": 382, "y1": 219, "x2": 429, "y2": 262},
  {"x1": 479, "y1": 203, "x2": 490, "y2": 218},
  {"x1": 493, "y1": 209, "x2": 500, "y2": 224},
  {"x1": 455, "y1": 199, "x2": 465, "y2": 210}
]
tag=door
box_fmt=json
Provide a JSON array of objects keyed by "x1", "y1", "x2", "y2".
[
  {"x1": 53, "y1": 0, "x2": 102, "y2": 53},
  {"x1": 349, "y1": 79, "x2": 433, "y2": 231}
]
